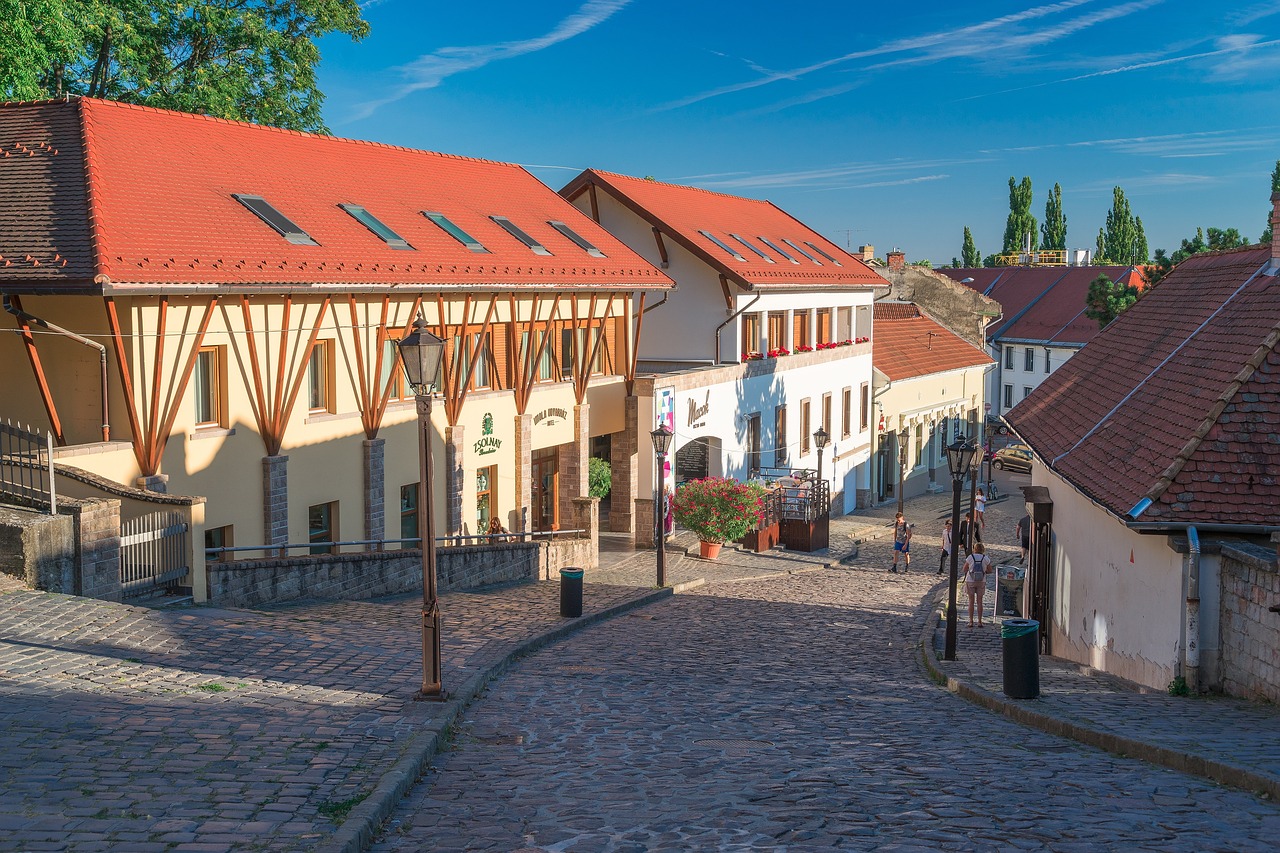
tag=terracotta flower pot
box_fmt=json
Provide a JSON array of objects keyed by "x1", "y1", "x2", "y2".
[{"x1": 699, "y1": 541, "x2": 722, "y2": 560}]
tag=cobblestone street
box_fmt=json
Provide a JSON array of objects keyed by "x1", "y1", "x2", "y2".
[{"x1": 372, "y1": 566, "x2": 1280, "y2": 851}]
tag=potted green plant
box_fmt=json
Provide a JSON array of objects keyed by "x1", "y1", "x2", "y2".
[{"x1": 672, "y1": 477, "x2": 765, "y2": 559}]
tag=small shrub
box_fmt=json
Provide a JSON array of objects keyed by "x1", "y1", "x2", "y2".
[
  {"x1": 588, "y1": 457, "x2": 611, "y2": 499},
  {"x1": 1168, "y1": 676, "x2": 1190, "y2": 696},
  {"x1": 672, "y1": 477, "x2": 764, "y2": 544}
]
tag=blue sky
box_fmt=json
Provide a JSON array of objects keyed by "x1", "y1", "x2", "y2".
[{"x1": 318, "y1": 0, "x2": 1280, "y2": 265}]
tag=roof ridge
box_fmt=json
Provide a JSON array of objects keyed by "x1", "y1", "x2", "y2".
[
  {"x1": 74, "y1": 97, "x2": 111, "y2": 283},
  {"x1": 585, "y1": 168, "x2": 776, "y2": 206},
  {"x1": 72, "y1": 96, "x2": 519, "y2": 168},
  {"x1": 1138, "y1": 322, "x2": 1280, "y2": 511}
]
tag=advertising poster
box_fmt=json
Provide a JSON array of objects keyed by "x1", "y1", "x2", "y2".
[{"x1": 657, "y1": 388, "x2": 676, "y2": 535}]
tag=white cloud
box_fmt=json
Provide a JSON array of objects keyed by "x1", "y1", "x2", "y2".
[{"x1": 349, "y1": 1, "x2": 631, "y2": 121}]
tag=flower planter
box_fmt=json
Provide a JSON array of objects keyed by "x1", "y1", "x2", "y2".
[{"x1": 699, "y1": 541, "x2": 723, "y2": 560}]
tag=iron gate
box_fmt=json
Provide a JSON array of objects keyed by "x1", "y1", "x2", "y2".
[{"x1": 120, "y1": 510, "x2": 190, "y2": 598}]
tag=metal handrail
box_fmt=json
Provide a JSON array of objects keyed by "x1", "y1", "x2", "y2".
[{"x1": 205, "y1": 529, "x2": 588, "y2": 558}]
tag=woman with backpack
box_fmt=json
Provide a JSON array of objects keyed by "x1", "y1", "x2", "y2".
[{"x1": 962, "y1": 543, "x2": 993, "y2": 627}]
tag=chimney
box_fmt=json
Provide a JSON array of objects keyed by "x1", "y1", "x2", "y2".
[
  {"x1": 887, "y1": 249, "x2": 906, "y2": 272},
  {"x1": 859, "y1": 244, "x2": 875, "y2": 262},
  {"x1": 1271, "y1": 190, "x2": 1279, "y2": 269}
]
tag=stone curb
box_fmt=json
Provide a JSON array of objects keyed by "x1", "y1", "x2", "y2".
[
  {"x1": 915, "y1": 589, "x2": 1280, "y2": 804},
  {"x1": 319, "y1": 585, "x2": 676, "y2": 853}
]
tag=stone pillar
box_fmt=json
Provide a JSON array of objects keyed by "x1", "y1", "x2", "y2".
[
  {"x1": 559, "y1": 403, "x2": 590, "y2": 527},
  {"x1": 72, "y1": 498, "x2": 121, "y2": 601},
  {"x1": 263, "y1": 455, "x2": 288, "y2": 554},
  {"x1": 135, "y1": 473, "x2": 169, "y2": 493},
  {"x1": 444, "y1": 425, "x2": 465, "y2": 537},
  {"x1": 363, "y1": 438, "x2": 385, "y2": 548},
  {"x1": 513, "y1": 413, "x2": 533, "y2": 534},
  {"x1": 635, "y1": 497, "x2": 656, "y2": 549},
  {"x1": 609, "y1": 396, "x2": 639, "y2": 535},
  {"x1": 571, "y1": 496, "x2": 600, "y2": 569}
]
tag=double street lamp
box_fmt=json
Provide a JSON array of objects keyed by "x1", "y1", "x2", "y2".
[
  {"x1": 944, "y1": 436, "x2": 978, "y2": 661},
  {"x1": 650, "y1": 424, "x2": 673, "y2": 589},
  {"x1": 812, "y1": 425, "x2": 830, "y2": 483},
  {"x1": 396, "y1": 316, "x2": 447, "y2": 700}
]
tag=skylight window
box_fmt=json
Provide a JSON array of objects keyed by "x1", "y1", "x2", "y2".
[
  {"x1": 729, "y1": 234, "x2": 775, "y2": 263},
  {"x1": 340, "y1": 204, "x2": 412, "y2": 250},
  {"x1": 758, "y1": 237, "x2": 799, "y2": 264},
  {"x1": 233, "y1": 194, "x2": 317, "y2": 245},
  {"x1": 804, "y1": 241, "x2": 843, "y2": 266},
  {"x1": 491, "y1": 216, "x2": 552, "y2": 256},
  {"x1": 699, "y1": 230, "x2": 746, "y2": 261},
  {"x1": 548, "y1": 220, "x2": 606, "y2": 258},
  {"x1": 783, "y1": 239, "x2": 822, "y2": 264},
  {"x1": 423, "y1": 212, "x2": 487, "y2": 253}
]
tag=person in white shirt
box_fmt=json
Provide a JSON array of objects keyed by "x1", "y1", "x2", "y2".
[{"x1": 938, "y1": 519, "x2": 952, "y2": 576}]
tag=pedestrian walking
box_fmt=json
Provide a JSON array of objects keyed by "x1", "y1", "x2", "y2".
[
  {"x1": 1017, "y1": 513, "x2": 1031, "y2": 563},
  {"x1": 891, "y1": 512, "x2": 912, "y2": 573},
  {"x1": 975, "y1": 488, "x2": 987, "y2": 527},
  {"x1": 963, "y1": 543, "x2": 993, "y2": 627},
  {"x1": 958, "y1": 511, "x2": 982, "y2": 557},
  {"x1": 938, "y1": 519, "x2": 952, "y2": 575}
]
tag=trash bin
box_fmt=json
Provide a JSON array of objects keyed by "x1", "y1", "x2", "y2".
[
  {"x1": 559, "y1": 568, "x2": 584, "y2": 618},
  {"x1": 1001, "y1": 618, "x2": 1039, "y2": 699}
]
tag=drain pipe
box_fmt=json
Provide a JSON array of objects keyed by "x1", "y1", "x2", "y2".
[
  {"x1": 4, "y1": 295, "x2": 110, "y2": 441},
  {"x1": 1185, "y1": 525, "x2": 1201, "y2": 693},
  {"x1": 713, "y1": 294, "x2": 761, "y2": 364}
]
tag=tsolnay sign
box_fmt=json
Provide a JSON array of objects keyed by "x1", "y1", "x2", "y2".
[
  {"x1": 474, "y1": 412, "x2": 502, "y2": 456},
  {"x1": 533, "y1": 407, "x2": 568, "y2": 427}
]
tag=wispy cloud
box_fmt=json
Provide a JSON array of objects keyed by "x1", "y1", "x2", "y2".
[
  {"x1": 1074, "y1": 173, "x2": 1219, "y2": 194},
  {"x1": 980, "y1": 128, "x2": 1280, "y2": 159},
  {"x1": 812, "y1": 174, "x2": 951, "y2": 192},
  {"x1": 691, "y1": 158, "x2": 986, "y2": 191},
  {"x1": 348, "y1": 1, "x2": 630, "y2": 121},
  {"x1": 655, "y1": 0, "x2": 1157, "y2": 112},
  {"x1": 1227, "y1": 1, "x2": 1280, "y2": 26}
]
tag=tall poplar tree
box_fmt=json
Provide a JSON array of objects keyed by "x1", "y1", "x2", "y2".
[
  {"x1": 1096, "y1": 186, "x2": 1147, "y2": 264},
  {"x1": 1003, "y1": 176, "x2": 1038, "y2": 254},
  {"x1": 1263, "y1": 159, "x2": 1279, "y2": 244},
  {"x1": 0, "y1": 1, "x2": 369, "y2": 133},
  {"x1": 961, "y1": 226, "x2": 981, "y2": 267},
  {"x1": 1041, "y1": 182, "x2": 1067, "y2": 250}
]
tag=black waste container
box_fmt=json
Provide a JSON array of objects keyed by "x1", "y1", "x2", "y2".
[
  {"x1": 1001, "y1": 618, "x2": 1040, "y2": 699},
  {"x1": 560, "y1": 568, "x2": 584, "y2": 618}
]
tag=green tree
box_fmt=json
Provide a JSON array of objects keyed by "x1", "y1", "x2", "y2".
[
  {"x1": 1146, "y1": 226, "x2": 1252, "y2": 288},
  {"x1": 1134, "y1": 217, "x2": 1149, "y2": 264},
  {"x1": 1003, "y1": 176, "x2": 1038, "y2": 254},
  {"x1": 1041, "y1": 182, "x2": 1067, "y2": 250},
  {"x1": 1263, "y1": 159, "x2": 1279, "y2": 243},
  {"x1": 982, "y1": 252, "x2": 1001, "y2": 268},
  {"x1": 1096, "y1": 186, "x2": 1147, "y2": 263},
  {"x1": 961, "y1": 226, "x2": 981, "y2": 267},
  {"x1": 588, "y1": 457, "x2": 611, "y2": 499},
  {"x1": 1084, "y1": 273, "x2": 1140, "y2": 329},
  {"x1": 0, "y1": 1, "x2": 369, "y2": 133}
]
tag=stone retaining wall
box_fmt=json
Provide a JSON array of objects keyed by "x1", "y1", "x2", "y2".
[{"x1": 1218, "y1": 541, "x2": 1280, "y2": 703}]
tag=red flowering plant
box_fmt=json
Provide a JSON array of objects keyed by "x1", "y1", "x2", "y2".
[
  {"x1": 794, "y1": 344, "x2": 814, "y2": 353},
  {"x1": 766, "y1": 347, "x2": 790, "y2": 358},
  {"x1": 672, "y1": 477, "x2": 765, "y2": 544},
  {"x1": 741, "y1": 351, "x2": 765, "y2": 361}
]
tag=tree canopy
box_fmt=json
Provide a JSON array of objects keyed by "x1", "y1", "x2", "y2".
[
  {"x1": 1145, "y1": 226, "x2": 1251, "y2": 287},
  {"x1": 1264, "y1": 159, "x2": 1279, "y2": 244},
  {"x1": 1095, "y1": 187, "x2": 1148, "y2": 264},
  {"x1": 1002, "y1": 176, "x2": 1038, "y2": 254},
  {"x1": 1084, "y1": 273, "x2": 1140, "y2": 329},
  {"x1": 961, "y1": 226, "x2": 981, "y2": 267},
  {"x1": 0, "y1": 0, "x2": 369, "y2": 133},
  {"x1": 1041, "y1": 183, "x2": 1067, "y2": 251}
]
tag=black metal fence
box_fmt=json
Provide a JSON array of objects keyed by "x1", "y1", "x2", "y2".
[{"x1": 0, "y1": 419, "x2": 55, "y2": 513}]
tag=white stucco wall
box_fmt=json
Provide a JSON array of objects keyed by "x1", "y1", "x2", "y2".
[{"x1": 991, "y1": 340, "x2": 1077, "y2": 416}]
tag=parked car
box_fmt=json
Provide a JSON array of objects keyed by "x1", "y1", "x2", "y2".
[{"x1": 991, "y1": 444, "x2": 1033, "y2": 473}]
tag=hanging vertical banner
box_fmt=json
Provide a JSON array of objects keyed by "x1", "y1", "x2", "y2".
[{"x1": 657, "y1": 387, "x2": 676, "y2": 534}]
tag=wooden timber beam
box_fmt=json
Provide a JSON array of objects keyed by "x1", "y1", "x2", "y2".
[
  {"x1": 652, "y1": 228, "x2": 669, "y2": 267},
  {"x1": 9, "y1": 295, "x2": 65, "y2": 445},
  {"x1": 103, "y1": 296, "x2": 146, "y2": 472}
]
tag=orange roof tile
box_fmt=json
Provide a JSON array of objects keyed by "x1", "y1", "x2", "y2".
[
  {"x1": 873, "y1": 302, "x2": 993, "y2": 381},
  {"x1": 0, "y1": 98, "x2": 671, "y2": 292},
  {"x1": 561, "y1": 169, "x2": 886, "y2": 290}
]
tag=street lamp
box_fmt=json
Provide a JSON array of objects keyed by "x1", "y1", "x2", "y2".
[
  {"x1": 396, "y1": 316, "x2": 446, "y2": 700},
  {"x1": 944, "y1": 437, "x2": 978, "y2": 661},
  {"x1": 650, "y1": 424, "x2": 673, "y2": 588},
  {"x1": 812, "y1": 425, "x2": 830, "y2": 483}
]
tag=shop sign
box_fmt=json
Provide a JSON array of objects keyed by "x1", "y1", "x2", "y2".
[
  {"x1": 474, "y1": 412, "x2": 502, "y2": 456},
  {"x1": 533, "y1": 407, "x2": 568, "y2": 427},
  {"x1": 686, "y1": 391, "x2": 710, "y2": 429}
]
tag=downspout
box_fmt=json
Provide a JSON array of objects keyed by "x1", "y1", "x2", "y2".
[
  {"x1": 713, "y1": 293, "x2": 761, "y2": 365},
  {"x1": 4, "y1": 295, "x2": 110, "y2": 441},
  {"x1": 1185, "y1": 525, "x2": 1201, "y2": 693}
]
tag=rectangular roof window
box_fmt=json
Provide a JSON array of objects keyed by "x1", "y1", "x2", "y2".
[
  {"x1": 783, "y1": 239, "x2": 822, "y2": 265},
  {"x1": 548, "y1": 220, "x2": 606, "y2": 258},
  {"x1": 758, "y1": 237, "x2": 799, "y2": 264},
  {"x1": 339, "y1": 204, "x2": 412, "y2": 250},
  {"x1": 804, "y1": 241, "x2": 843, "y2": 266},
  {"x1": 423, "y1": 212, "x2": 487, "y2": 253},
  {"x1": 729, "y1": 234, "x2": 775, "y2": 263},
  {"x1": 699, "y1": 230, "x2": 746, "y2": 261},
  {"x1": 491, "y1": 216, "x2": 552, "y2": 256},
  {"x1": 233, "y1": 194, "x2": 317, "y2": 245}
]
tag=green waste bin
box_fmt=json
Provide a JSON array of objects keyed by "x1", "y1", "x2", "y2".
[
  {"x1": 559, "y1": 568, "x2": 584, "y2": 618},
  {"x1": 1001, "y1": 618, "x2": 1039, "y2": 699}
]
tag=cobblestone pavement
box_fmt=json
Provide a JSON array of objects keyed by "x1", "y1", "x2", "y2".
[
  {"x1": 0, "y1": 580, "x2": 659, "y2": 852},
  {"x1": 372, "y1": 565, "x2": 1280, "y2": 852}
]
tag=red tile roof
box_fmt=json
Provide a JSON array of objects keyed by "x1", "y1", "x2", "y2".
[
  {"x1": 1004, "y1": 245, "x2": 1280, "y2": 526},
  {"x1": 873, "y1": 302, "x2": 993, "y2": 381},
  {"x1": 560, "y1": 169, "x2": 886, "y2": 290},
  {"x1": 0, "y1": 98, "x2": 671, "y2": 292},
  {"x1": 941, "y1": 266, "x2": 1140, "y2": 346}
]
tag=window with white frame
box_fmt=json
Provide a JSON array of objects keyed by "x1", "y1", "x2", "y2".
[
  {"x1": 1004, "y1": 347, "x2": 1014, "y2": 370},
  {"x1": 1024, "y1": 347, "x2": 1034, "y2": 371},
  {"x1": 1004, "y1": 384, "x2": 1013, "y2": 408}
]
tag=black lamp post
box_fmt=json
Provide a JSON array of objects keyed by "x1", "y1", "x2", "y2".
[
  {"x1": 650, "y1": 424, "x2": 673, "y2": 588},
  {"x1": 396, "y1": 316, "x2": 447, "y2": 699},
  {"x1": 813, "y1": 425, "x2": 830, "y2": 483},
  {"x1": 944, "y1": 437, "x2": 977, "y2": 661}
]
